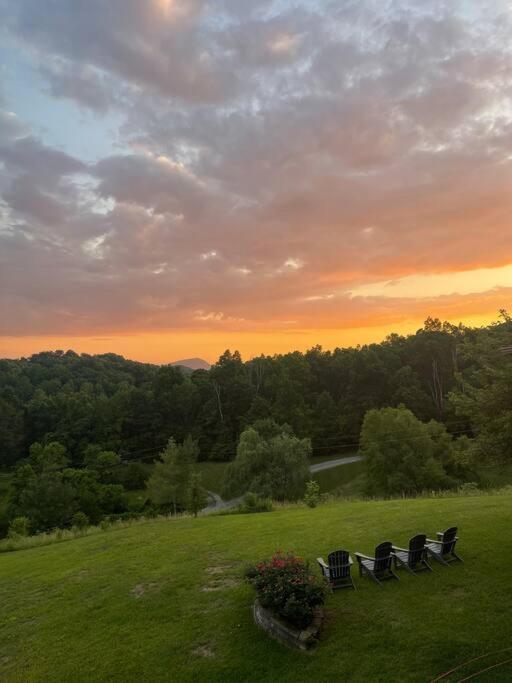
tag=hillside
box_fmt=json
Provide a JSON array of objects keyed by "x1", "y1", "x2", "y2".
[{"x1": 1, "y1": 493, "x2": 511, "y2": 682}]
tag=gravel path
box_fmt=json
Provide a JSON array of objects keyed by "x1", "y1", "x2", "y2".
[{"x1": 309, "y1": 454, "x2": 363, "y2": 473}]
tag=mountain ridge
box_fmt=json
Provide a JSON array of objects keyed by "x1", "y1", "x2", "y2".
[{"x1": 169, "y1": 357, "x2": 211, "y2": 371}]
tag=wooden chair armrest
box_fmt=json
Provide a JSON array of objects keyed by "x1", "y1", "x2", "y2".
[
  {"x1": 355, "y1": 552, "x2": 374, "y2": 561},
  {"x1": 391, "y1": 545, "x2": 408, "y2": 553},
  {"x1": 426, "y1": 538, "x2": 440, "y2": 544},
  {"x1": 349, "y1": 555, "x2": 354, "y2": 566},
  {"x1": 316, "y1": 558, "x2": 329, "y2": 579}
]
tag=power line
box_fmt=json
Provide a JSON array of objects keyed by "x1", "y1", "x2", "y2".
[
  {"x1": 311, "y1": 427, "x2": 476, "y2": 452},
  {"x1": 11, "y1": 425, "x2": 478, "y2": 477}
]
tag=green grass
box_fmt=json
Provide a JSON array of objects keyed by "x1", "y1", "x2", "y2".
[
  {"x1": 476, "y1": 462, "x2": 512, "y2": 488},
  {"x1": 196, "y1": 461, "x2": 229, "y2": 494},
  {"x1": 1, "y1": 492, "x2": 511, "y2": 682}
]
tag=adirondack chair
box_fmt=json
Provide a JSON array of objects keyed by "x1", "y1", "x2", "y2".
[
  {"x1": 426, "y1": 527, "x2": 462, "y2": 565},
  {"x1": 317, "y1": 550, "x2": 355, "y2": 590},
  {"x1": 355, "y1": 542, "x2": 399, "y2": 585},
  {"x1": 392, "y1": 534, "x2": 433, "y2": 574}
]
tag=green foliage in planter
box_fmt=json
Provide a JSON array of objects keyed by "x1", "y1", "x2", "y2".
[{"x1": 246, "y1": 552, "x2": 325, "y2": 629}]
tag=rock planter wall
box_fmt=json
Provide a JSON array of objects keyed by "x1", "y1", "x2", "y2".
[{"x1": 253, "y1": 599, "x2": 323, "y2": 651}]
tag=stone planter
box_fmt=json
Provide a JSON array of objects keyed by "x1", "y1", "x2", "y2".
[{"x1": 253, "y1": 599, "x2": 323, "y2": 651}]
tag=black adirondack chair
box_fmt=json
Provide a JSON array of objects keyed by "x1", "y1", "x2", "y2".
[
  {"x1": 392, "y1": 534, "x2": 433, "y2": 574},
  {"x1": 317, "y1": 550, "x2": 355, "y2": 590},
  {"x1": 355, "y1": 541, "x2": 399, "y2": 585},
  {"x1": 426, "y1": 527, "x2": 462, "y2": 565}
]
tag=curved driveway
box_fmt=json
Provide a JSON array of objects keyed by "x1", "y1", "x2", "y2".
[{"x1": 202, "y1": 454, "x2": 364, "y2": 514}]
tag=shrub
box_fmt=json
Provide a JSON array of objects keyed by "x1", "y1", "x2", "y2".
[
  {"x1": 457, "y1": 482, "x2": 480, "y2": 496},
  {"x1": 8, "y1": 516, "x2": 30, "y2": 539},
  {"x1": 304, "y1": 480, "x2": 321, "y2": 508},
  {"x1": 245, "y1": 552, "x2": 325, "y2": 629},
  {"x1": 238, "y1": 491, "x2": 273, "y2": 513},
  {"x1": 71, "y1": 511, "x2": 89, "y2": 531}
]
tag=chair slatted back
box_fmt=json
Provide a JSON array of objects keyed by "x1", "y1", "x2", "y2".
[
  {"x1": 374, "y1": 542, "x2": 393, "y2": 573},
  {"x1": 328, "y1": 550, "x2": 350, "y2": 580},
  {"x1": 408, "y1": 534, "x2": 426, "y2": 566},
  {"x1": 440, "y1": 527, "x2": 457, "y2": 554}
]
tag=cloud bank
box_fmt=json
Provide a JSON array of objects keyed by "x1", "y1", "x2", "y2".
[{"x1": 1, "y1": 0, "x2": 512, "y2": 351}]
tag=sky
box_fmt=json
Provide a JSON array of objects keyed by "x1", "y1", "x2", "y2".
[{"x1": 0, "y1": 0, "x2": 511, "y2": 364}]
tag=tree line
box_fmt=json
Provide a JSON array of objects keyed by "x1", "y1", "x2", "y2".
[
  {"x1": 1, "y1": 312, "x2": 511, "y2": 535},
  {"x1": 2, "y1": 314, "x2": 511, "y2": 470}
]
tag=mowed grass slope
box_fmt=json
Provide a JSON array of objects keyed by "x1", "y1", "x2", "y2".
[{"x1": 1, "y1": 494, "x2": 511, "y2": 682}]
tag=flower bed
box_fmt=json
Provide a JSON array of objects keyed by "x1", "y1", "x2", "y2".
[{"x1": 246, "y1": 552, "x2": 326, "y2": 648}]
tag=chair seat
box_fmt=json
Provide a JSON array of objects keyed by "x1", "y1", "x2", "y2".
[
  {"x1": 426, "y1": 542, "x2": 442, "y2": 552},
  {"x1": 394, "y1": 550, "x2": 409, "y2": 562},
  {"x1": 360, "y1": 559, "x2": 392, "y2": 573}
]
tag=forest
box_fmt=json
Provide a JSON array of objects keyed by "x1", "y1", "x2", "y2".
[{"x1": 1, "y1": 313, "x2": 511, "y2": 535}]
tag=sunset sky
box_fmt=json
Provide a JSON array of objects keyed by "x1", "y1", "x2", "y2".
[{"x1": 1, "y1": 0, "x2": 511, "y2": 363}]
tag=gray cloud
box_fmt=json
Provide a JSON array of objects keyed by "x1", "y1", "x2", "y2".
[
  {"x1": 3, "y1": 0, "x2": 236, "y2": 104},
  {"x1": 1, "y1": 0, "x2": 512, "y2": 338},
  {"x1": 0, "y1": 136, "x2": 86, "y2": 182},
  {"x1": 39, "y1": 60, "x2": 118, "y2": 113}
]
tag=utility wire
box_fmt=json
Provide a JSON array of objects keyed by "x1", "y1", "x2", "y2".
[{"x1": 11, "y1": 426, "x2": 478, "y2": 477}]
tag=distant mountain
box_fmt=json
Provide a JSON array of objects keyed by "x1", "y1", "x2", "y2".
[{"x1": 169, "y1": 357, "x2": 211, "y2": 371}]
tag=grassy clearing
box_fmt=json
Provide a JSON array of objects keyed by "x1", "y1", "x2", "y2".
[
  {"x1": 1, "y1": 492, "x2": 511, "y2": 682},
  {"x1": 312, "y1": 459, "x2": 364, "y2": 494},
  {"x1": 476, "y1": 462, "x2": 512, "y2": 488},
  {"x1": 120, "y1": 461, "x2": 230, "y2": 509},
  {"x1": 196, "y1": 455, "x2": 364, "y2": 496},
  {"x1": 196, "y1": 461, "x2": 229, "y2": 493},
  {"x1": 197, "y1": 455, "x2": 364, "y2": 496}
]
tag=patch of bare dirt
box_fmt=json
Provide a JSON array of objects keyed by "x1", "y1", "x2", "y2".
[
  {"x1": 130, "y1": 582, "x2": 160, "y2": 599},
  {"x1": 205, "y1": 564, "x2": 235, "y2": 575},
  {"x1": 192, "y1": 645, "x2": 215, "y2": 658},
  {"x1": 201, "y1": 578, "x2": 240, "y2": 592},
  {"x1": 75, "y1": 569, "x2": 90, "y2": 581}
]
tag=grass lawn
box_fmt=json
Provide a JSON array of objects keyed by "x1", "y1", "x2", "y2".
[{"x1": 1, "y1": 492, "x2": 511, "y2": 682}]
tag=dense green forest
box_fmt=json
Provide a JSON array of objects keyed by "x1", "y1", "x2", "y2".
[{"x1": 1, "y1": 313, "x2": 511, "y2": 534}]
